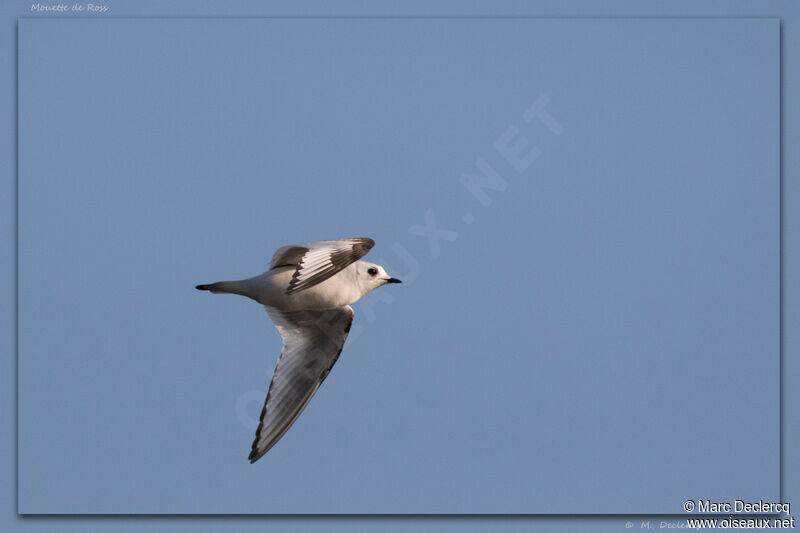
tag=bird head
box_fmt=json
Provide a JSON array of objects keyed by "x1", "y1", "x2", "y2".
[{"x1": 355, "y1": 261, "x2": 402, "y2": 295}]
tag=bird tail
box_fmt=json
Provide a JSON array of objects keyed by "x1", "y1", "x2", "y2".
[
  {"x1": 196, "y1": 277, "x2": 262, "y2": 304},
  {"x1": 195, "y1": 281, "x2": 237, "y2": 294}
]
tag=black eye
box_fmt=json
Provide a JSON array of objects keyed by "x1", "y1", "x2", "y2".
[{"x1": 367, "y1": 267, "x2": 378, "y2": 276}]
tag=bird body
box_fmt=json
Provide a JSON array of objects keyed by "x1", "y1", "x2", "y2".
[
  {"x1": 202, "y1": 262, "x2": 369, "y2": 311},
  {"x1": 196, "y1": 237, "x2": 401, "y2": 463}
]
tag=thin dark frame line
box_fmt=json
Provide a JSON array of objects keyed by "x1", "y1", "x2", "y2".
[
  {"x1": 16, "y1": 15, "x2": 782, "y2": 20},
  {"x1": 18, "y1": 513, "x2": 788, "y2": 519},
  {"x1": 14, "y1": 17, "x2": 20, "y2": 518},
  {"x1": 778, "y1": 19, "x2": 785, "y2": 504},
  {"x1": 13, "y1": 14, "x2": 785, "y2": 518}
]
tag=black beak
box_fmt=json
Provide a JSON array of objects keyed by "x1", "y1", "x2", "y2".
[{"x1": 386, "y1": 277, "x2": 402, "y2": 284}]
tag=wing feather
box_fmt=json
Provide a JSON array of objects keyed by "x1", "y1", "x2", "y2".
[
  {"x1": 268, "y1": 238, "x2": 374, "y2": 295},
  {"x1": 248, "y1": 306, "x2": 354, "y2": 463}
]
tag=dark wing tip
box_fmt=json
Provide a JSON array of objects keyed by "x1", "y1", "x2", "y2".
[
  {"x1": 247, "y1": 392, "x2": 271, "y2": 464},
  {"x1": 352, "y1": 238, "x2": 375, "y2": 257},
  {"x1": 195, "y1": 284, "x2": 208, "y2": 291},
  {"x1": 248, "y1": 398, "x2": 269, "y2": 463},
  {"x1": 248, "y1": 449, "x2": 263, "y2": 464}
]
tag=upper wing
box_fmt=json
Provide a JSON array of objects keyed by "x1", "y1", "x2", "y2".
[
  {"x1": 249, "y1": 305, "x2": 354, "y2": 463},
  {"x1": 269, "y1": 238, "x2": 374, "y2": 295}
]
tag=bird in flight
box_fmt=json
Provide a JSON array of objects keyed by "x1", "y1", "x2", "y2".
[{"x1": 196, "y1": 238, "x2": 401, "y2": 463}]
